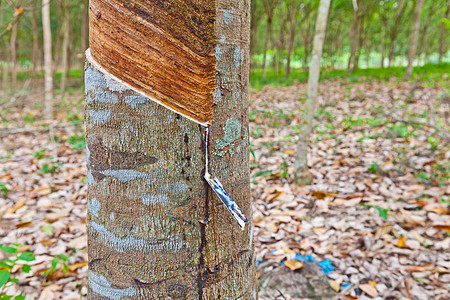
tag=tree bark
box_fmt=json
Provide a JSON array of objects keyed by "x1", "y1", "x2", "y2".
[
  {"x1": 285, "y1": 0, "x2": 296, "y2": 78},
  {"x1": 85, "y1": 0, "x2": 256, "y2": 299},
  {"x1": 294, "y1": 0, "x2": 331, "y2": 185},
  {"x1": 439, "y1": 1, "x2": 449, "y2": 63},
  {"x1": 60, "y1": 0, "x2": 70, "y2": 99},
  {"x1": 405, "y1": 0, "x2": 424, "y2": 80},
  {"x1": 42, "y1": 0, "x2": 53, "y2": 118}
]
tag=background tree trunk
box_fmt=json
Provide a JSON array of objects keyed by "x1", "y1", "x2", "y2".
[
  {"x1": 81, "y1": 0, "x2": 89, "y2": 53},
  {"x1": 262, "y1": 15, "x2": 272, "y2": 77},
  {"x1": 31, "y1": 1, "x2": 40, "y2": 76},
  {"x1": 405, "y1": 0, "x2": 424, "y2": 80},
  {"x1": 439, "y1": 2, "x2": 449, "y2": 63},
  {"x1": 10, "y1": 19, "x2": 18, "y2": 89},
  {"x1": 294, "y1": 0, "x2": 331, "y2": 185},
  {"x1": 2, "y1": 39, "x2": 9, "y2": 90},
  {"x1": 60, "y1": 0, "x2": 70, "y2": 99},
  {"x1": 348, "y1": 0, "x2": 359, "y2": 71},
  {"x1": 388, "y1": 0, "x2": 407, "y2": 67},
  {"x1": 42, "y1": 0, "x2": 53, "y2": 118},
  {"x1": 85, "y1": 0, "x2": 256, "y2": 299},
  {"x1": 285, "y1": 0, "x2": 296, "y2": 78},
  {"x1": 53, "y1": 2, "x2": 64, "y2": 77}
]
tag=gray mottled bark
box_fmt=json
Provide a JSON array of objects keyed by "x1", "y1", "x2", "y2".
[
  {"x1": 85, "y1": 0, "x2": 256, "y2": 299},
  {"x1": 294, "y1": 0, "x2": 331, "y2": 185}
]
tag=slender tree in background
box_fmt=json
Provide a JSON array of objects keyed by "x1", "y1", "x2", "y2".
[
  {"x1": 81, "y1": 0, "x2": 89, "y2": 53},
  {"x1": 31, "y1": 0, "x2": 39, "y2": 76},
  {"x1": 388, "y1": 0, "x2": 407, "y2": 67},
  {"x1": 300, "y1": 4, "x2": 313, "y2": 70},
  {"x1": 285, "y1": 0, "x2": 298, "y2": 78},
  {"x1": 405, "y1": 0, "x2": 424, "y2": 80},
  {"x1": 85, "y1": 0, "x2": 256, "y2": 298},
  {"x1": 347, "y1": 0, "x2": 359, "y2": 71},
  {"x1": 42, "y1": 0, "x2": 52, "y2": 118},
  {"x1": 294, "y1": 0, "x2": 331, "y2": 185},
  {"x1": 439, "y1": 1, "x2": 449, "y2": 63},
  {"x1": 10, "y1": 15, "x2": 18, "y2": 88},
  {"x1": 262, "y1": 0, "x2": 279, "y2": 77},
  {"x1": 60, "y1": 0, "x2": 70, "y2": 99}
]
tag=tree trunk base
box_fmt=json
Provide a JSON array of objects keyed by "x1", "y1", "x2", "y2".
[{"x1": 293, "y1": 171, "x2": 312, "y2": 186}]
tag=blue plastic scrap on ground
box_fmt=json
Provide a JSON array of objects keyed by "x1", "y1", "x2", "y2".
[{"x1": 318, "y1": 260, "x2": 334, "y2": 275}]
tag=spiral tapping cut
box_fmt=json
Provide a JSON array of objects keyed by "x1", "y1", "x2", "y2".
[{"x1": 203, "y1": 127, "x2": 247, "y2": 230}]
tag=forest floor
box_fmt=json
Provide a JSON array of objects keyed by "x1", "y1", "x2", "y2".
[{"x1": 0, "y1": 73, "x2": 449, "y2": 299}]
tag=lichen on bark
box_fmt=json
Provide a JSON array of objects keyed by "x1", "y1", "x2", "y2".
[{"x1": 85, "y1": 0, "x2": 255, "y2": 299}]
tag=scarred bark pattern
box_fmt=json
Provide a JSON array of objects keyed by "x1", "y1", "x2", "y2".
[{"x1": 85, "y1": 0, "x2": 255, "y2": 299}]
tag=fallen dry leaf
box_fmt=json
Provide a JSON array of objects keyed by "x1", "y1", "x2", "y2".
[
  {"x1": 359, "y1": 283, "x2": 378, "y2": 297},
  {"x1": 284, "y1": 260, "x2": 304, "y2": 271}
]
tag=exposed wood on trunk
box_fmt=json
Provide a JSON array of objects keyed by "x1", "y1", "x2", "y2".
[
  {"x1": 405, "y1": 0, "x2": 424, "y2": 80},
  {"x1": 88, "y1": 0, "x2": 217, "y2": 125},
  {"x1": 42, "y1": 0, "x2": 53, "y2": 118},
  {"x1": 85, "y1": 0, "x2": 256, "y2": 298},
  {"x1": 294, "y1": 0, "x2": 331, "y2": 185}
]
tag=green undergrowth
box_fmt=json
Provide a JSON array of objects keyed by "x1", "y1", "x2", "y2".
[{"x1": 249, "y1": 63, "x2": 450, "y2": 90}]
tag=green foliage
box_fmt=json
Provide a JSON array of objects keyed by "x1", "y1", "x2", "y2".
[
  {"x1": 252, "y1": 170, "x2": 272, "y2": 179},
  {"x1": 279, "y1": 162, "x2": 289, "y2": 179},
  {"x1": 42, "y1": 253, "x2": 73, "y2": 277},
  {"x1": 68, "y1": 134, "x2": 86, "y2": 150},
  {"x1": 0, "y1": 244, "x2": 35, "y2": 299},
  {"x1": 249, "y1": 63, "x2": 450, "y2": 90},
  {"x1": 33, "y1": 150, "x2": 46, "y2": 160},
  {"x1": 0, "y1": 182, "x2": 8, "y2": 196},
  {"x1": 376, "y1": 207, "x2": 390, "y2": 220},
  {"x1": 39, "y1": 162, "x2": 62, "y2": 174},
  {"x1": 368, "y1": 163, "x2": 380, "y2": 174}
]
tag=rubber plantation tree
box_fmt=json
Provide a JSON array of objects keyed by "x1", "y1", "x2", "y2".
[
  {"x1": 294, "y1": 0, "x2": 331, "y2": 185},
  {"x1": 84, "y1": 0, "x2": 256, "y2": 299},
  {"x1": 405, "y1": 0, "x2": 424, "y2": 81}
]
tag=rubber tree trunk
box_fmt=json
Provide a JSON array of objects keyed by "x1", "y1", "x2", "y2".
[
  {"x1": 31, "y1": 1, "x2": 39, "y2": 76},
  {"x1": 262, "y1": 15, "x2": 272, "y2": 77},
  {"x1": 438, "y1": 2, "x2": 449, "y2": 64},
  {"x1": 294, "y1": 0, "x2": 331, "y2": 185},
  {"x1": 81, "y1": 0, "x2": 89, "y2": 53},
  {"x1": 285, "y1": 0, "x2": 296, "y2": 79},
  {"x1": 388, "y1": 0, "x2": 407, "y2": 67},
  {"x1": 405, "y1": 0, "x2": 424, "y2": 81},
  {"x1": 60, "y1": 0, "x2": 70, "y2": 100},
  {"x1": 10, "y1": 19, "x2": 18, "y2": 89},
  {"x1": 42, "y1": 0, "x2": 52, "y2": 118},
  {"x1": 347, "y1": 0, "x2": 359, "y2": 72},
  {"x1": 85, "y1": 0, "x2": 256, "y2": 299}
]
